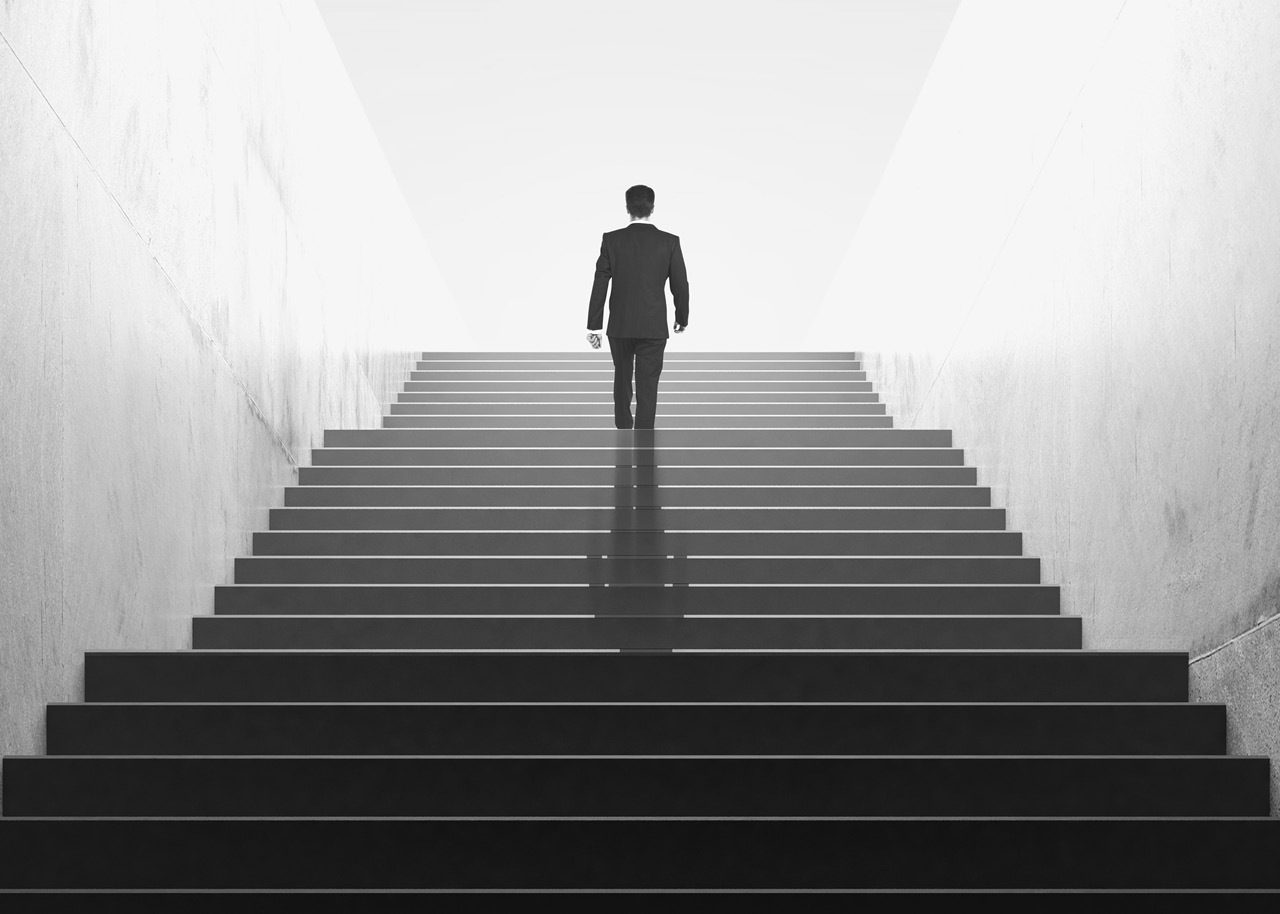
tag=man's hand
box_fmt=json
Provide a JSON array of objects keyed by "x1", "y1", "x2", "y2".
[
  {"x1": 674, "y1": 323, "x2": 686, "y2": 334},
  {"x1": 586, "y1": 331, "x2": 602, "y2": 350}
]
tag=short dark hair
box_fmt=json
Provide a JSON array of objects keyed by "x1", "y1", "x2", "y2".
[{"x1": 625, "y1": 185, "x2": 655, "y2": 219}]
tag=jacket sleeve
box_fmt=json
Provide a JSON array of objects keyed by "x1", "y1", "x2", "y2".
[
  {"x1": 586, "y1": 234, "x2": 610, "y2": 331},
  {"x1": 669, "y1": 237, "x2": 690, "y2": 328}
]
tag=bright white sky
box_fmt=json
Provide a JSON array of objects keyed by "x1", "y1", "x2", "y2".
[{"x1": 315, "y1": 0, "x2": 957, "y2": 349}]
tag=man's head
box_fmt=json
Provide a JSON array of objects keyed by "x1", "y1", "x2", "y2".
[{"x1": 625, "y1": 185, "x2": 655, "y2": 220}]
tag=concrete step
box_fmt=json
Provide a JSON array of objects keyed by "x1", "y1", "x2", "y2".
[
  {"x1": 191, "y1": 614, "x2": 1078, "y2": 650},
  {"x1": 420, "y1": 351, "x2": 861, "y2": 359},
  {"x1": 251, "y1": 530, "x2": 1022, "y2": 556},
  {"x1": 281, "y1": 485, "x2": 992, "y2": 508},
  {"x1": 416, "y1": 360, "x2": 864, "y2": 371},
  {"x1": 82, "y1": 651, "x2": 1189, "y2": 703},
  {"x1": 295, "y1": 465, "x2": 978, "y2": 486},
  {"x1": 322, "y1": 429, "x2": 950, "y2": 448},
  {"x1": 4, "y1": 756, "x2": 1265, "y2": 818},
  {"x1": 408, "y1": 370, "x2": 869, "y2": 381},
  {"x1": 403, "y1": 380, "x2": 877, "y2": 392},
  {"x1": 232, "y1": 556, "x2": 1040, "y2": 585},
  {"x1": 389, "y1": 401, "x2": 887, "y2": 414},
  {"x1": 382, "y1": 414, "x2": 895, "y2": 428},
  {"x1": 310, "y1": 447, "x2": 966, "y2": 466},
  {"x1": 4, "y1": 818, "x2": 1280, "y2": 890},
  {"x1": 213, "y1": 584, "x2": 1061, "y2": 616},
  {"x1": 44, "y1": 702, "x2": 1226, "y2": 756},
  {"x1": 267, "y1": 506, "x2": 1005, "y2": 530},
  {"x1": 397, "y1": 391, "x2": 881, "y2": 402}
]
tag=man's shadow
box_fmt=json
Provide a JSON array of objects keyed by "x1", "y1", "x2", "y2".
[{"x1": 586, "y1": 429, "x2": 690, "y2": 612}]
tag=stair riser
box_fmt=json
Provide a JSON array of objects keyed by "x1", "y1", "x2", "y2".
[
  {"x1": 82, "y1": 652, "x2": 1190, "y2": 703},
  {"x1": 391, "y1": 402, "x2": 884, "y2": 414},
  {"x1": 296, "y1": 466, "x2": 977, "y2": 485},
  {"x1": 398, "y1": 391, "x2": 882, "y2": 402},
  {"x1": 419, "y1": 351, "x2": 862, "y2": 359},
  {"x1": 7, "y1": 819, "x2": 1280, "y2": 890},
  {"x1": 251, "y1": 531, "x2": 1023, "y2": 557},
  {"x1": 280, "y1": 486, "x2": 992, "y2": 508},
  {"x1": 192, "y1": 616, "x2": 1079, "y2": 650},
  {"x1": 4, "y1": 757, "x2": 1264, "y2": 818},
  {"x1": 323, "y1": 429, "x2": 949, "y2": 447},
  {"x1": 311, "y1": 448, "x2": 967, "y2": 466},
  {"x1": 403, "y1": 385, "x2": 878, "y2": 395},
  {"x1": 232, "y1": 557, "x2": 1040, "y2": 585},
  {"x1": 268, "y1": 507, "x2": 1004, "y2": 530},
  {"x1": 382, "y1": 415, "x2": 895, "y2": 428},
  {"x1": 213, "y1": 584, "x2": 1060, "y2": 616},
  {"x1": 415, "y1": 361, "x2": 863, "y2": 371},
  {"x1": 408, "y1": 371, "x2": 869, "y2": 381},
  {"x1": 45, "y1": 704, "x2": 1226, "y2": 756}
]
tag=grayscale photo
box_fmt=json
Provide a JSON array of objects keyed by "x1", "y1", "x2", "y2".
[{"x1": 1, "y1": 0, "x2": 1278, "y2": 897}]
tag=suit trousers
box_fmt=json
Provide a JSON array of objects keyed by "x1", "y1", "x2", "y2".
[{"x1": 607, "y1": 336, "x2": 667, "y2": 429}]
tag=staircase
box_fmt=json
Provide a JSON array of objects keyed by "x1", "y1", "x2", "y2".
[{"x1": 3, "y1": 350, "x2": 1278, "y2": 893}]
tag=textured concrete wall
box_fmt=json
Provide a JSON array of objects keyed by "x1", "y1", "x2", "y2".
[
  {"x1": 1189, "y1": 617, "x2": 1280, "y2": 814},
  {"x1": 812, "y1": 0, "x2": 1280, "y2": 809},
  {"x1": 0, "y1": 0, "x2": 470, "y2": 787}
]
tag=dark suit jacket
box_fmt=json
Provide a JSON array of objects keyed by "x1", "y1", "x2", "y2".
[{"x1": 586, "y1": 223, "x2": 689, "y2": 339}]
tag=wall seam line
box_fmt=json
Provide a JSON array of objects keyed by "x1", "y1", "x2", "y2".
[
  {"x1": 1189, "y1": 610, "x2": 1280, "y2": 666},
  {"x1": 0, "y1": 26, "x2": 300, "y2": 468}
]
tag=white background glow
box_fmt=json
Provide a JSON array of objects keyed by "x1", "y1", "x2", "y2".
[{"x1": 316, "y1": 0, "x2": 957, "y2": 350}]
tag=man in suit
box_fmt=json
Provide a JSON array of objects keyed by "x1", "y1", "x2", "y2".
[{"x1": 586, "y1": 185, "x2": 690, "y2": 430}]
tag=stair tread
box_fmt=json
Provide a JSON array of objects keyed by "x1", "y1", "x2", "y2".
[{"x1": 5, "y1": 756, "x2": 1266, "y2": 817}]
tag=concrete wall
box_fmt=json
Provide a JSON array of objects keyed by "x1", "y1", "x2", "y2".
[
  {"x1": 0, "y1": 0, "x2": 470, "y2": 787},
  {"x1": 812, "y1": 0, "x2": 1280, "y2": 810}
]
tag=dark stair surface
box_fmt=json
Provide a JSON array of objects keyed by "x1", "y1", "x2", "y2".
[{"x1": 3, "y1": 350, "x2": 1276, "y2": 894}]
